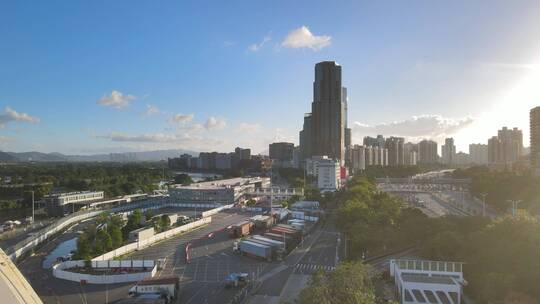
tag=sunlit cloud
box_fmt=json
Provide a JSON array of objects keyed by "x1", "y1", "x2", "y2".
[
  {"x1": 0, "y1": 106, "x2": 40, "y2": 128},
  {"x1": 98, "y1": 90, "x2": 136, "y2": 109},
  {"x1": 281, "y1": 26, "x2": 331, "y2": 51}
]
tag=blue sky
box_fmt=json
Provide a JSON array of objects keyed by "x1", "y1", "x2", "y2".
[{"x1": 2, "y1": 0, "x2": 540, "y2": 154}]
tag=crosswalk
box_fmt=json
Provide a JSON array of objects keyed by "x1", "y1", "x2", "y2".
[{"x1": 294, "y1": 263, "x2": 336, "y2": 274}]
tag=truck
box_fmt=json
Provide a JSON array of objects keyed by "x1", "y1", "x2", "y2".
[
  {"x1": 224, "y1": 272, "x2": 249, "y2": 288},
  {"x1": 128, "y1": 276, "x2": 179, "y2": 303},
  {"x1": 239, "y1": 240, "x2": 272, "y2": 261}
]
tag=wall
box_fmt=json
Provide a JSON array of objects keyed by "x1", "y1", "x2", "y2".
[
  {"x1": 201, "y1": 204, "x2": 234, "y2": 218},
  {"x1": 92, "y1": 217, "x2": 212, "y2": 261},
  {"x1": 53, "y1": 260, "x2": 156, "y2": 284}
]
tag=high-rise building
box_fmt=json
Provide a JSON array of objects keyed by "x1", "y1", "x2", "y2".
[
  {"x1": 488, "y1": 127, "x2": 523, "y2": 168},
  {"x1": 299, "y1": 113, "x2": 312, "y2": 163},
  {"x1": 469, "y1": 144, "x2": 488, "y2": 165},
  {"x1": 317, "y1": 158, "x2": 341, "y2": 192},
  {"x1": 404, "y1": 142, "x2": 418, "y2": 165},
  {"x1": 418, "y1": 140, "x2": 438, "y2": 164},
  {"x1": 234, "y1": 147, "x2": 251, "y2": 160},
  {"x1": 530, "y1": 107, "x2": 540, "y2": 174},
  {"x1": 350, "y1": 145, "x2": 366, "y2": 173},
  {"x1": 385, "y1": 137, "x2": 405, "y2": 166},
  {"x1": 269, "y1": 142, "x2": 294, "y2": 161},
  {"x1": 441, "y1": 138, "x2": 456, "y2": 165},
  {"x1": 309, "y1": 61, "x2": 346, "y2": 164},
  {"x1": 364, "y1": 135, "x2": 385, "y2": 148}
]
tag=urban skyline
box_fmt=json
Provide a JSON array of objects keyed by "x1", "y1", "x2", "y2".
[{"x1": 2, "y1": 1, "x2": 540, "y2": 154}]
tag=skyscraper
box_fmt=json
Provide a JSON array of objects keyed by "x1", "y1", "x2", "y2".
[
  {"x1": 469, "y1": 143, "x2": 488, "y2": 165},
  {"x1": 309, "y1": 61, "x2": 346, "y2": 164},
  {"x1": 530, "y1": 107, "x2": 540, "y2": 174},
  {"x1": 441, "y1": 138, "x2": 456, "y2": 165},
  {"x1": 299, "y1": 113, "x2": 312, "y2": 162}
]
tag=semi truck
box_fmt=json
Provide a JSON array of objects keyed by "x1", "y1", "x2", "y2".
[{"x1": 229, "y1": 221, "x2": 253, "y2": 238}]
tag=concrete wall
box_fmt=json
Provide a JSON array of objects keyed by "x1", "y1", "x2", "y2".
[
  {"x1": 53, "y1": 260, "x2": 156, "y2": 284},
  {"x1": 92, "y1": 217, "x2": 212, "y2": 261},
  {"x1": 201, "y1": 204, "x2": 234, "y2": 218}
]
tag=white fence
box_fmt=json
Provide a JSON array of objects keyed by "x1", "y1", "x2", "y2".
[
  {"x1": 201, "y1": 204, "x2": 234, "y2": 218},
  {"x1": 92, "y1": 216, "x2": 212, "y2": 261},
  {"x1": 7, "y1": 197, "x2": 228, "y2": 261},
  {"x1": 53, "y1": 260, "x2": 156, "y2": 284}
]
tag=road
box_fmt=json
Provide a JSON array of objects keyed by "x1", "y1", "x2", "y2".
[{"x1": 247, "y1": 222, "x2": 340, "y2": 304}]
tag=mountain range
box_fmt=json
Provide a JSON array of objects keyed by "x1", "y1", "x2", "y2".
[{"x1": 0, "y1": 149, "x2": 198, "y2": 163}]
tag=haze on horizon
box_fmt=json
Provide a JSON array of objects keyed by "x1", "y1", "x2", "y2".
[{"x1": 1, "y1": 1, "x2": 540, "y2": 155}]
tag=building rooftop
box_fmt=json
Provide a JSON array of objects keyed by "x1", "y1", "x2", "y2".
[{"x1": 171, "y1": 177, "x2": 268, "y2": 190}]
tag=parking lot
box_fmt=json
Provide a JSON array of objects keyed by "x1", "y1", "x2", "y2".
[{"x1": 128, "y1": 209, "x2": 276, "y2": 304}]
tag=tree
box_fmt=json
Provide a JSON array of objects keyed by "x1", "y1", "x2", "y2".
[
  {"x1": 299, "y1": 262, "x2": 375, "y2": 304},
  {"x1": 94, "y1": 229, "x2": 112, "y2": 254},
  {"x1": 174, "y1": 173, "x2": 193, "y2": 185},
  {"x1": 159, "y1": 215, "x2": 171, "y2": 232}
]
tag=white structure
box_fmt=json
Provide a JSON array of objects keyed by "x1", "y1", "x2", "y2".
[
  {"x1": 305, "y1": 155, "x2": 330, "y2": 177},
  {"x1": 390, "y1": 259, "x2": 466, "y2": 304},
  {"x1": 45, "y1": 191, "x2": 104, "y2": 216},
  {"x1": 317, "y1": 158, "x2": 341, "y2": 192},
  {"x1": 169, "y1": 177, "x2": 270, "y2": 205}
]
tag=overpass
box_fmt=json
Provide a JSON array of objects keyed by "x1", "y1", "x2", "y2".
[
  {"x1": 245, "y1": 187, "x2": 304, "y2": 200},
  {"x1": 375, "y1": 177, "x2": 471, "y2": 187}
]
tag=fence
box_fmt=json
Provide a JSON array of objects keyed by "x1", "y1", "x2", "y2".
[
  {"x1": 53, "y1": 260, "x2": 156, "y2": 284},
  {"x1": 6, "y1": 197, "x2": 226, "y2": 261},
  {"x1": 92, "y1": 216, "x2": 212, "y2": 261}
]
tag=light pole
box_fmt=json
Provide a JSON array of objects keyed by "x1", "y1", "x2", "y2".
[
  {"x1": 507, "y1": 199, "x2": 522, "y2": 217},
  {"x1": 31, "y1": 190, "x2": 35, "y2": 223},
  {"x1": 479, "y1": 193, "x2": 487, "y2": 217}
]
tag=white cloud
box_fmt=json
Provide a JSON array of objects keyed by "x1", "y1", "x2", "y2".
[
  {"x1": 101, "y1": 132, "x2": 178, "y2": 143},
  {"x1": 0, "y1": 106, "x2": 40, "y2": 127},
  {"x1": 97, "y1": 131, "x2": 225, "y2": 151},
  {"x1": 204, "y1": 117, "x2": 227, "y2": 130},
  {"x1": 352, "y1": 115, "x2": 475, "y2": 143},
  {"x1": 169, "y1": 113, "x2": 195, "y2": 124},
  {"x1": 145, "y1": 104, "x2": 160, "y2": 116},
  {"x1": 237, "y1": 122, "x2": 262, "y2": 134},
  {"x1": 281, "y1": 26, "x2": 331, "y2": 51},
  {"x1": 98, "y1": 90, "x2": 136, "y2": 109},
  {"x1": 248, "y1": 35, "x2": 271, "y2": 52}
]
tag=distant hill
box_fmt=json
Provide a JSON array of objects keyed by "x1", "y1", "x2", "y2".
[
  {"x1": 2, "y1": 149, "x2": 198, "y2": 163},
  {"x1": 0, "y1": 151, "x2": 18, "y2": 162}
]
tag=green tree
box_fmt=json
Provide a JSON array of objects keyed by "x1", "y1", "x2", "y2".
[
  {"x1": 94, "y1": 229, "x2": 112, "y2": 254},
  {"x1": 174, "y1": 173, "x2": 193, "y2": 185},
  {"x1": 299, "y1": 262, "x2": 375, "y2": 304}
]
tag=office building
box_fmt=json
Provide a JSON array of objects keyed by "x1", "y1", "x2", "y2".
[
  {"x1": 469, "y1": 144, "x2": 488, "y2": 165},
  {"x1": 215, "y1": 153, "x2": 232, "y2": 170},
  {"x1": 488, "y1": 127, "x2": 523, "y2": 168},
  {"x1": 531, "y1": 107, "x2": 540, "y2": 174},
  {"x1": 299, "y1": 113, "x2": 312, "y2": 163},
  {"x1": 418, "y1": 140, "x2": 438, "y2": 164},
  {"x1": 441, "y1": 138, "x2": 456, "y2": 165},
  {"x1": 300, "y1": 61, "x2": 347, "y2": 165},
  {"x1": 269, "y1": 142, "x2": 294, "y2": 161},
  {"x1": 317, "y1": 158, "x2": 341, "y2": 192},
  {"x1": 386, "y1": 137, "x2": 405, "y2": 166}
]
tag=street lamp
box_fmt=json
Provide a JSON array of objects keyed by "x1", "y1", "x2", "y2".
[
  {"x1": 507, "y1": 199, "x2": 522, "y2": 217},
  {"x1": 479, "y1": 193, "x2": 487, "y2": 217}
]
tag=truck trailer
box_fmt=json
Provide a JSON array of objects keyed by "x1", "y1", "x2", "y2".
[{"x1": 239, "y1": 240, "x2": 272, "y2": 261}]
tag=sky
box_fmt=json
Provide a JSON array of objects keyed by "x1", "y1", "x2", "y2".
[{"x1": 1, "y1": 0, "x2": 540, "y2": 155}]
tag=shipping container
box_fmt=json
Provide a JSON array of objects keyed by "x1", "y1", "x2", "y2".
[
  {"x1": 230, "y1": 221, "x2": 253, "y2": 238},
  {"x1": 251, "y1": 215, "x2": 274, "y2": 229},
  {"x1": 251, "y1": 235, "x2": 285, "y2": 249},
  {"x1": 239, "y1": 240, "x2": 272, "y2": 260}
]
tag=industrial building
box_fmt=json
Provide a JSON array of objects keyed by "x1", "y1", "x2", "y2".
[
  {"x1": 168, "y1": 177, "x2": 270, "y2": 205},
  {"x1": 390, "y1": 259, "x2": 465, "y2": 304}
]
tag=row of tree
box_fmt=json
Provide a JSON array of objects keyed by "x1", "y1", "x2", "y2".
[{"x1": 330, "y1": 176, "x2": 540, "y2": 302}]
